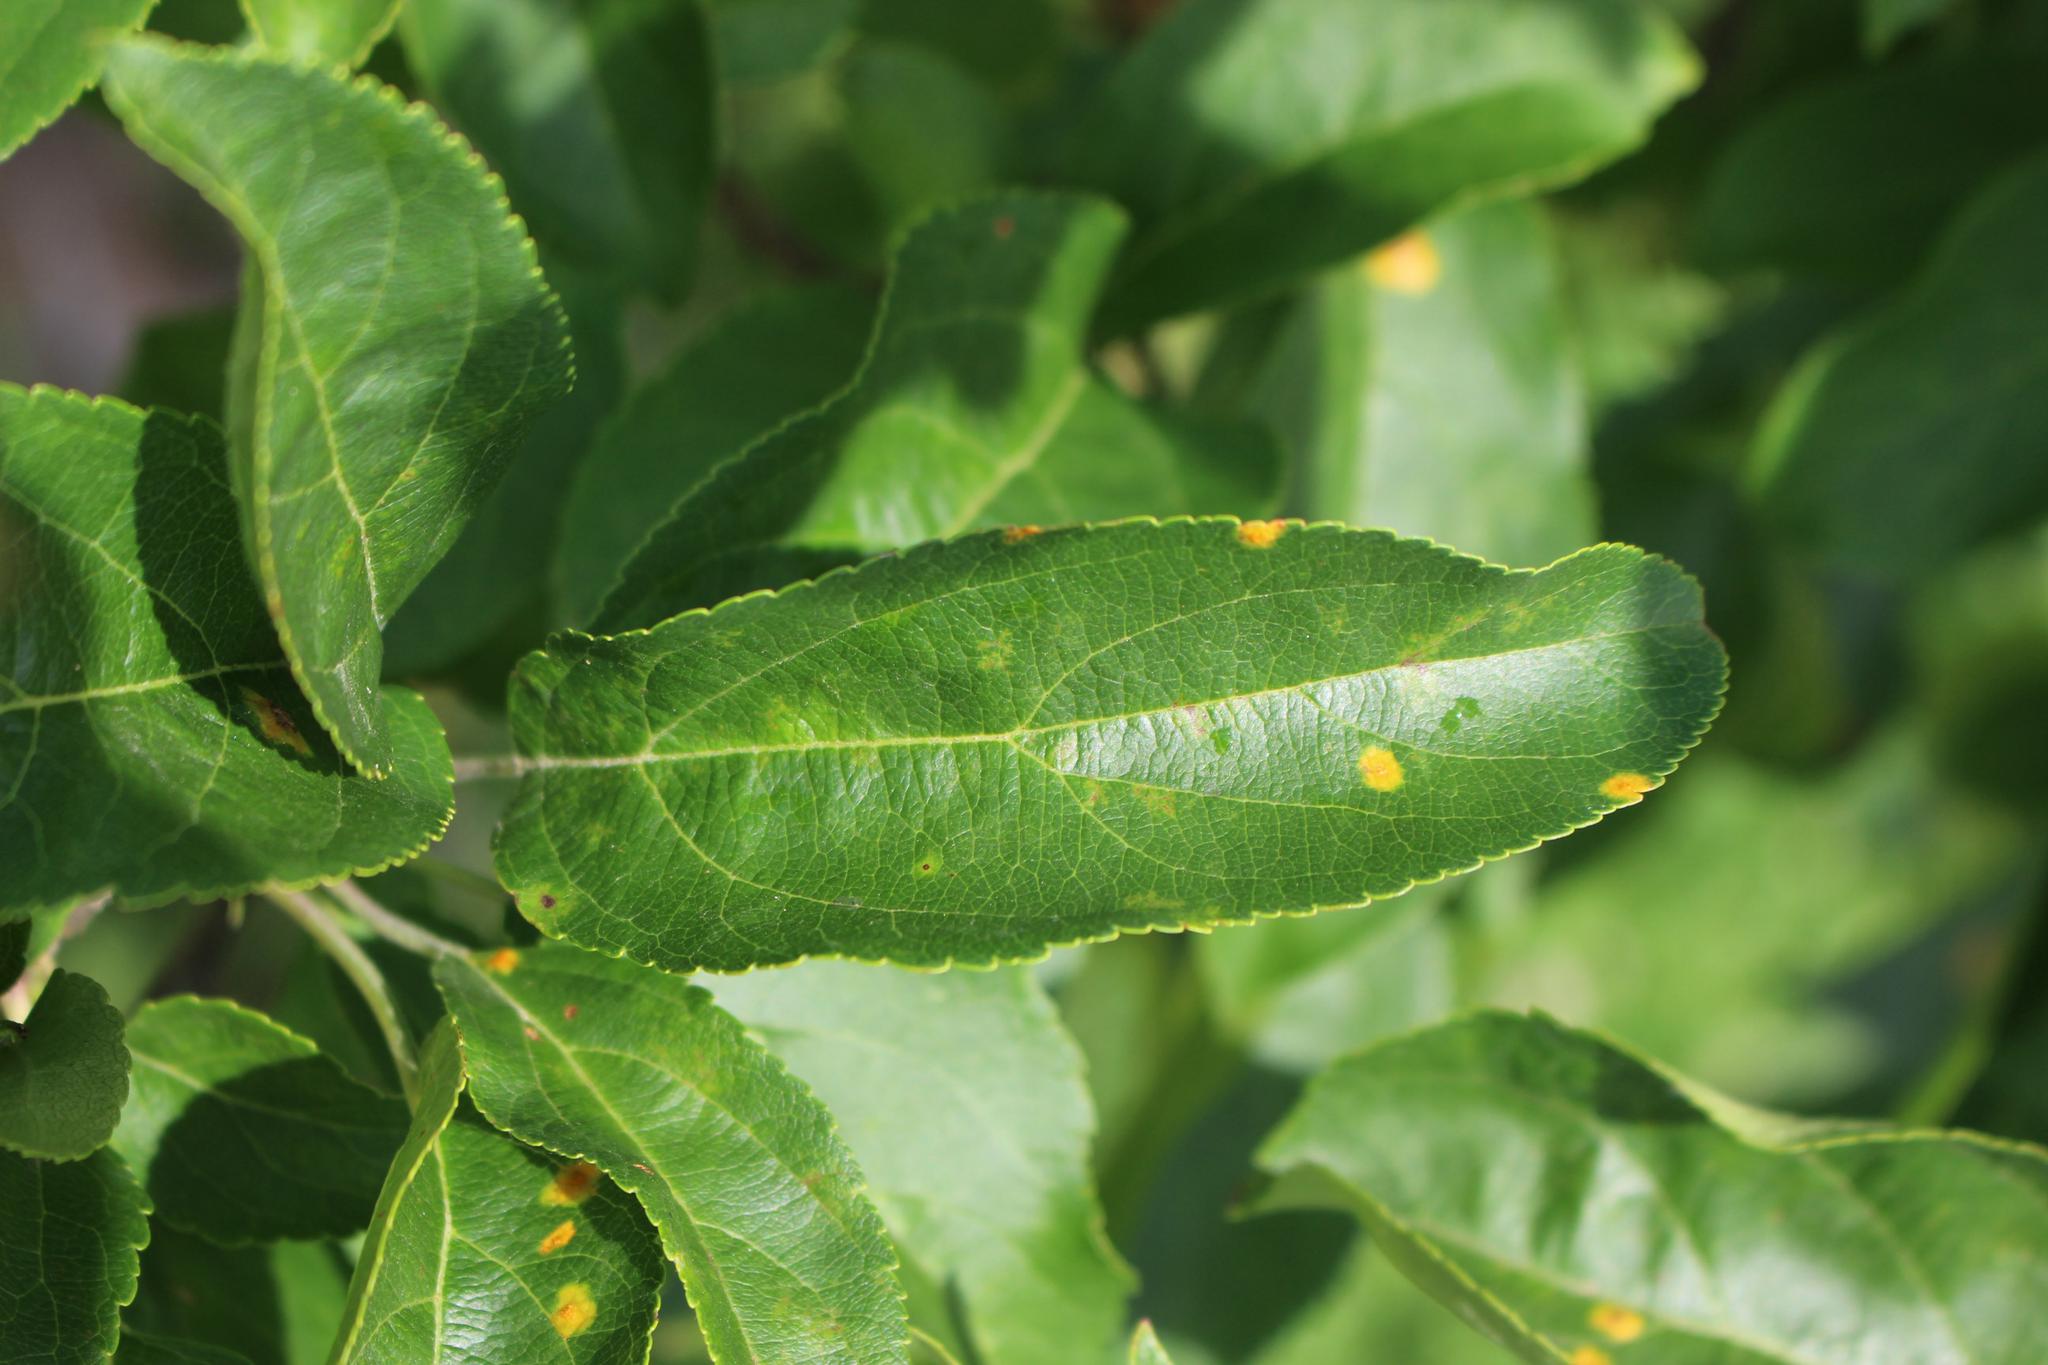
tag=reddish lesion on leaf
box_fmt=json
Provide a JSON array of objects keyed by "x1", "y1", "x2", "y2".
[
  {"x1": 542, "y1": 1160, "x2": 602, "y2": 1207},
  {"x1": 240, "y1": 686, "x2": 312, "y2": 757}
]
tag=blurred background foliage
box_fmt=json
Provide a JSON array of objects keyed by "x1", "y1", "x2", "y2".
[{"x1": 6, "y1": 0, "x2": 2048, "y2": 1359}]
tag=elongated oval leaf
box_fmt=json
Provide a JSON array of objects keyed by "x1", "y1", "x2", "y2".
[
  {"x1": 332, "y1": 1024, "x2": 664, "y2": 1364},
  {"x1": 436, "y1": 943, "x2": 908, "y2": 1365},
  {"x1": 0, "y1": 387, "x2": 452, "y2": 917},
  {"x1": 1074, "y1": 0, "x2": 1699, "y2": 331},
  {"x1": 0, "y1": 969, "x2": 129, "y2": 1160},
  {"x1": 597, "y1": 193, "x2": 1280, "y2": 631},
  {"x1": 100, "y1": 38, "x2": 573, "y2": 777},
  {"x1": 1257, "y1": 1011, "x2": 2048, "y2": 1365},
  {"x1": 709, "y1": 963, "x2": 1132, "y2": 1364},
  {"x1": 504, "y1": 520, "x2": 1724, "y2": 972},
  {"x1": 0, "y1": 1147, "x2": 150, "y2": 1365},
  {"x1": 112, "y1": 997, "x2": 410, "y2": 1244},
  {"x1": 240, "y1": 0, "x2": 399, "y2": 66},
  {"x1": 1753, "y1": 151, "x2": 2048, "y2": 578},
  {"x1": 0, "y1": 0, "x2": 157, "y2": 161}
]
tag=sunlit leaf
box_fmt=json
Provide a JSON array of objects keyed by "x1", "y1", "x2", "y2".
[
  {"x1": 239, "y1": 0, "x2": 398, "y2": 66},
  {"x1": 0, "y1": 1147, "x2": 149, "y2": 1365},
  {"x1": 0, "y1": 0, "x2": 158, "y2": 161},
  {"x1": 0, "y1": 969, "x2": 128, "y2": 1160}
]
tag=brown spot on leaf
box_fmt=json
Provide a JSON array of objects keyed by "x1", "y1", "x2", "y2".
[
  {"x1": 993, "y1": 215, "x2": 1015, "y2": 239},
  {"x1": 523, "y1": 1024, "x2": 540, "y2": 1041},
  {"x1": 562, "y1": 1004, "x2": 581, "y2": 1021},
  {"x1": 1002, "y1": 524, "x2": 1043, "y2": 544},
  {"x1": 539, "y1": 894, "x2": 557, "y2": 910},
  {"x1": 542, "y1": 1161, "x2": 601, "y2": 1207},
  {"x1": 240, "y1": 687, "x2": 312, "y2": 757}
]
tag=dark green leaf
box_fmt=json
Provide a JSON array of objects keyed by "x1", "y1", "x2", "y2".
[
  {"x1": 1074, "y1": 0, "x2": 1699, "y2": 331},
  {"x1": 599, "y1": 194, "x2": 1282, "y2": 630},
  {"x1": 116, "y1": 307, "x2": 236, "y2": 424},
  {"x1": 100, "y1": 37, "x2": 574, "y2": 777},
  {"x1": 0, "y1": 387, "x2": 453, "y2": 917},
  {"x1": 0, "y1": 1147, "x2": 150, "y2": 1365},
  {"x1": 111, "y1": 997, "x2": 410, "y2": 1244},
  {"x1": 705, "y1": 0, "x2": 856, "y2": 82},
  {"x1": 331, "y1": 1023, "x2": 665, "y2": 1363},
  {"x1": 709, "y1": 963, "x2": 1133, "y2": 1364},
  {"x1": 555, "y1": 285, "x2": 872, "y2": 625},
  {"x1": 1754, "y1": 151, "x2": 2048, "y2": 578},
  {"x1": 1258, "y1": 1010, "x2": 2048, "y2": 1365},
  {"x1": 116, "y1": 1331, "x2": 253, "y2": 1365},
  {"x1": 859, "y1": 0, "x2": 1059, "y2": 88},
  {"x1": 128, "y1": 1226, "x2": 351, "y2": 1365},
  {"x1": 0, "y1": 917, "x2": 29, "y2": 993},
  {"x1": 401, "y1": 0, "x2": 715, "y2": 301},
  {"x1": 0, "y1": 969, "x2": 129, "y2": 1161},
  {"x1": 507, "y1": 521, "x2": 1725, "y2": 972},
  {"x1": 239, "y1": 0, "x2": 399, "y2": 66},
  {"x1": 436, "y1": 943, "x2": 908, "y2": 1365},
  {"x1": 0, "y1": 0, "x2": 158, "y2": 161},
  {"x1": 1865, "y1": 0, "x2": 1955, "y2": 53}
]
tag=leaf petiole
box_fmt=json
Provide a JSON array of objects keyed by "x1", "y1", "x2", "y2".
[
  {"x1": 262, "y1": 886, "x2": 420, "y2": 1105},
  {"x1": 325, "y1": 879, "x2": 469, "y2": 959}
]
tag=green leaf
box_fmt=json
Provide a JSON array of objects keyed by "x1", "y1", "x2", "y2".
[
  {"x1": 100, "y1": 37, "x2": 574, "y2": 777},
  {"x1": 116, "y1": 307, "x2": 236, "y2": 425},
  {"x1": 116, "y1": 1331, "x2": 254, "y2": 1365},
  {"x1": 597, "y1": 193, "x2": 1281, "y2": 631},
  {"x1": 0, "y1": 386, "x2": 453, "y2": 917},
  {"x1": 331, "y1": 1023, "x2": 664, "y2": 1363},
  {"x1": 0, "y1": 1147, "x2": 150, "y2": 1365},
  {"x1": 555, "y1": 284, "x2": 873, "y2": 625},
  {"x1": 435, "y1": 943, "x2": 909, "y2": 1364},
  {"x1": 1073, "y1": 0, "x2": 1699, "y2": 332},
  {"x1": 505, "y1": 521, "x2": 1725, "y2": 972},
  {"x1": 0, "y1": 0, "x2": 158, "y2": 161},
  {"x1": 1257, "y1": 1010, "x2": 2048, "y2": 1365},
  {"x1": 239, "y1": 0, "x2": 399, "y2": 66},
  {"x1": 1754, "y1": 151, "x2": 2048, "y2": 579},
  {"x1": 401, "y1": 0, "x2": 715, "y2": 301},
  {"x1": 0, "y1": 969, "x2": 129, "y2": 1161},
  {"x1": 0, "y1": 917, "x2": 29, "y2": 992},
  {"x1": 1864, "y1": 0, "x2": 1955, "y2": 53},
  {"x1": 1129, "y1": 1322, "x2": 1173, "y2": 1365},
  {"x1": 859, "y1": 0, "x2": 1059, "y2": 88},
  {"x1": 1250, "y1": 198, "x2": 1595, "y2": 567},
  {"x1": 1696, "y1": 58, "x2": 2048, "y2": 285},
  {"x1": 128, "y1": 1226, "x2": 351, "y2": 1365},
  {"x1": 709, "y1": 963, "x2": 1133, "y2": 1364},
  {"x1": 705, "y1": 0, "x2": 856, "y2": 82},
  {"x1": 111, "y1": 997, "x2": 410, "y2": 1244}
]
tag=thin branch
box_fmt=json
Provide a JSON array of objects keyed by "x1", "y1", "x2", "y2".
[
  {"x1": 326, "y1": 879, "x2": 469, "y2": 959},
  {"x1": 453, "y1": 754, "x2": 529, "y2": 782},
  {"x1": 1, "y1": 894, "x2": 107, "y2": 1020},
  {"x1": 264, "y1": 887, "x2": 420, "y2": 1105},
  {"x1": 403, "y1": 856, "x2": 508, "y2": 903}
]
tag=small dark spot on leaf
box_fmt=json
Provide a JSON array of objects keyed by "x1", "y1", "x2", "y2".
[
  {"x1": 993, "y1": 215, "x2": 1015, "y2": 239},
  {"x1": 563, "y1": 1004, "x2": 580, "y2": 1021},
  {"x1": 540, "y1": 894, "x2": 557, "y2": 910}
]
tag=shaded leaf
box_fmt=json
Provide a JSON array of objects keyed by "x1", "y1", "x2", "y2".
[
  {"x1": 705, "y1": 0, "x2": 857, "y2": 82},
  {"x1": 401, "y1": 0, "x2": 715, "y2": 301},
  {"x1": 1074, "y1": 0, "x2": 1699, "y2": 331},
  {"x1": 1755, "y1": 151, "x2": 2048, "y2": 578},
  {"x1": 111, "y1": 997, "x2": 410, "y2": 1244},
  {"x1": 599, "y1": 193, "x2": 1281, "y2": 631},
  {"x1": 710, "y1": 963, "x2": 1133, "y2": 1365},
  {"x1": 556, "y1": 285, "x2": 873, "y2": 625},
  {"x1": 116, "y1": 307, "x2": 236, "y2": 424},
  {"x1": 1865, "y1": 0, "x2": 1955, "y2": 53},
  {"x1": 0, "y1": 917, "x2": 29, "y2": 993},
  {"x1": 0, "y1": 969, "x2": 129, "y2": 1161},
  {"x1": 0, "y1": 1147, "x2": 150, "y2": 1365},
  {"x1": 239, "y1": 0, "x2": 399, "y2": 66},
  {"x1": 0, "y1": 387, "x2": 452, "y2": 917},
  {"x1": 101, "y1": 37, "x2": 573, "y2": 776},
  {"x1": 116, "y1": 1331, "x2": 253, "y2": 1365},
  {"x1": 331, "y1": 1024, "x2": 664, "y2": 1363},
  {"x1": 0, "y1": 0, "x2": 158, "y2": 161},
  {"x1": 507, "y1": 520, "x2": 1725, "y2": 972},
  {"x1": 1258, "y1": 1010, "x2": 2048, "y2": 1365},
  {"x1": 436, "y1": 943, "x2": 908, "y2": 1365},
  {"x1": 127, "y1": 1226, "x2": 350, "y2": 1365}
]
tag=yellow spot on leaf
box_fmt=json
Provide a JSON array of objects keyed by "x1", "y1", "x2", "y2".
[
  {"x1": 1589, "y1": 1303, "x2": 1645, "y2": 1343},
  {"x1": 551, "y1": 1283, "x2": 596, "y2": 1339},
  {"x1": 1236, "y1": 519, "x2": 1287, "y2": 549},
  {"x1": 1359, "y1": 745, "x2": 1403, "y2": 792},
  {"x1": 538, "y1": 1220, "x2": 576, "y2": 1255},
  {"x1": 1569, "y1": 1349, "x2": 1612, "y2": 1365},
  {"x1": 1365, "y1": 230, "x2": 1441, "y2": 294},
  {"x1": 1122, "y1": 891, "x2": 1185, "y2": 912},
  {"x1": 977, "y1": 633, "x2": 1013, "y2": 671},
  {"x1": 1601, "y1": 772, "x2": 1655, "y2": 803},
  {"x1": 542, "y1": 1161, "x2": 601, "y2": 1207},
  {"x1": 485, "y1": 947, "x2": 521, "y2": 975},
  {"x1": 240, "y1": 687, "x2": 312, "y2": 757},
  {"x1": 1002, "y1": 524, "x2": 1044, "y2": 544}
]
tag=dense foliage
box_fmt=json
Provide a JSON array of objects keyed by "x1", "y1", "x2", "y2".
[{"x1": 3, "y1": 1, "x2": 2046, "y2": 1362}]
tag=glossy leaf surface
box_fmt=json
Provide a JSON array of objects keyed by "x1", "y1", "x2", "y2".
[
  {"x1": 239, "y1": 0, "x2": 398, "y2": 66},
  {"x1": 711, "y1": 963, "x2": 1132, "y2": 1364},
  {"x1": 506, "y1": 520, "x2": 1724, "y2": 972},
  {"x1": 598, "y1": 194, "x2": 1280, "y2": 630},
  {"x1": 1259, "y1": 1011, "x2": 2048, "y2": 1365},
  {"x1": 1074, "y1": 0, "x2": 1698, "y2": 331},
  {"x1": 0, "y1": 969, "x2": 129, "y2": 1160},
  {"x1": 0, "y1": 387, "x2": 452, "y2": 916},
  {"x1": 0, "y1": 0, "x2": 157, "y2": 161},
  {"x1": 101, "y1": 38, "x2": 572, "y2": 776},
  {"x1": 111, "y1": 997, "x2": 409, "y2": 1244},
  {"x1": 332, "y1": 1025, "x2": 664, "y2": 1364},
  {"x1": 0, "y1": 1147, "x2": 149, "y2": 1365},
  {"x1": 437, "y1": 943, "x2": 908, "y2": 1364}
]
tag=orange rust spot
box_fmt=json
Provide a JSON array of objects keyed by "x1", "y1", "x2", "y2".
[
  {"x1": 542, "y1": 1161, "x2": 601, "y2": 1207},
  {"x1": 1601, "y1": 772, "x2": 1655, "y2": 803},
  {"x1": 1569, "y1": 1350, "x2": 1612, "y2": 1365},
  {"x1": 551, "y1": 1283, "x2": 596, "y2": 1339},
  {"x1": 538, "y1": 1219, "x2": 577, "y2": 1255},
  {"x1": 1364, "y1": 230, "x2": 1441, "y2": 295},
  {"x1": 523, "y1": 1024, "x2": 541, "y2": 1041},
  {"x1": 1589, "y1": 1303, "x2": 1645, "y2": 1343},
  {"x1": 993, "y1": 215, "x2": 1015, "y2": 239},
  {"x1": 1236, "y1": 519, "x2": 1287, "y2": 549},
  {"x1": 240, "y1": 687, "x2": 312, "y2": 757},
  {"x1": 562, "y1": 1004, "x2": 581, "y2": 1021},
  {"x1": 1002, "y1": 524, "x2": 1043, "y2": 544},
  {"x1": 485, "y1": 947, "x2": 522, "y2": 975},
  {"x1": 1359, "y1": 745, "x2": 1404, "y2": 792}
]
